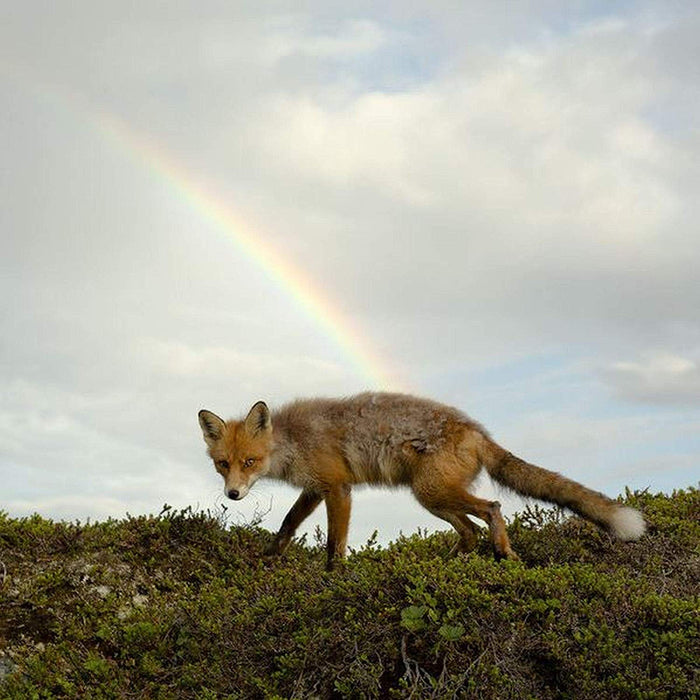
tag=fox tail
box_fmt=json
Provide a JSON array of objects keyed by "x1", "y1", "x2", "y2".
[{"x1": 480, "y1": 438, "x2": 645, "y2": 540}]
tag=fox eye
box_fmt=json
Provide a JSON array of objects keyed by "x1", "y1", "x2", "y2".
[
  {"x1": 243, "y1": 458, "x2": 256, "y2": 469},
  {"x1": 216, "y1": 460, "x2": 229, "y2": 471}
]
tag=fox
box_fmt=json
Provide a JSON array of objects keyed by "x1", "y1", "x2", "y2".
[{"x1": 198, "y1": 392, "x2": 645, "y2": 569}]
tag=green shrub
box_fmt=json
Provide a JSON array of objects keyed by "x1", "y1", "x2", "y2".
[{"x1": 0, "y1": 489, "x2": 697, "y2": 698}]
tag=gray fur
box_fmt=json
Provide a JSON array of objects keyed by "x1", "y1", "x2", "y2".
[{"x1": 263, "y1": 392, "x2": 487, "y2": 486}]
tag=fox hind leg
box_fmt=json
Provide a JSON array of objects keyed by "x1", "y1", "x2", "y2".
[
  {"x1": 412, "y1": 469, "x2": 519, "y2": 561},
  {"x1": 461, "y1": 493, "x2": 519, "y2": 562},
  {"x1": 420, "y1": 505, "x2": 480, "y2": 554}
]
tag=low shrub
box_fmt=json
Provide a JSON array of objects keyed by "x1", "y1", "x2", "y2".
[{"x1": 0, "y1": 489, "x2": 697, "y2": 698}]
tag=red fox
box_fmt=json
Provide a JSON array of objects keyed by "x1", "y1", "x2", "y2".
[{"x1": 198, "y1": 392, "x2": 645, "y2": 569}]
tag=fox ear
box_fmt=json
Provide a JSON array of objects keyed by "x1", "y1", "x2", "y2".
[
  {"x1": 198, "y1": 409, "x2": 225, "y2": 446},
  {"x1": 244, "y1": 401, "x2": 271, "y2": 436}
]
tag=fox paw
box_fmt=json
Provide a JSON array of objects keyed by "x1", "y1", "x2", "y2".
[
  {"x1": 263, "y1": 541, "x2": 283, "y2": 557},
  {"x1": 495, "y1": 547, "x2": 521, "y2": 562}
]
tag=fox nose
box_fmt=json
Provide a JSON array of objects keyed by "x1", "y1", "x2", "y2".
[{"x1": 227, "y1": 489, "x2": 240, "y2": 500}]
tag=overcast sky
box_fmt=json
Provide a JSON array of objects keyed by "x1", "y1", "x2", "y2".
[{"x1": 1, "y1": 1, "x2": 698, "y2": 546}]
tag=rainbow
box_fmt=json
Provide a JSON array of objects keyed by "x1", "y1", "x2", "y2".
[
  {"x1": 97, "y1": 110, "x2": 404, "y2": 390},
  {"x1": 4, "y1": 65, "x2": 405, "y2": 390}
]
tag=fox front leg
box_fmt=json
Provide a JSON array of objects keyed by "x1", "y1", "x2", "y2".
[
  {"x1": 324, "y1": 484, "x2": 352, "y2": 571},
  {"x1": 265, "y1": 490, "x2": 322, "y2": 557}
]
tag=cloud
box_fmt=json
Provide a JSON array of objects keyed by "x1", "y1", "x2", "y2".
[
  {"x1": 1, "y1": 2, "x2": 699, "y2": 530},
  {"x1": 233, "y1": 14, "x2": 693, "y2": 363},
  {"x1": 266, "y1": 18, "x2": 387, "y2": 61},
  {"x1": 139, "y1": 339, "x2": 344, "y2": 380},
  {"x1": 603, "y1": 354, "x2": 700, "y2": 405}
]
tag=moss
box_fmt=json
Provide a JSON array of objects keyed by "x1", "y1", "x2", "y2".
[{"x1": 0, "y1": 488, "x2": 698, "y2": 698}]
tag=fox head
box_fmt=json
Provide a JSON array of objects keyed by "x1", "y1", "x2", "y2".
[{"x1": 198, "y1": 401, "x2": 273, "y2": 501}]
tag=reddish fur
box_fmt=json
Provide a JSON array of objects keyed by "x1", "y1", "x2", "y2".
[{"x1": 198, "y1": 392, "x2": 645, "y2": 569}]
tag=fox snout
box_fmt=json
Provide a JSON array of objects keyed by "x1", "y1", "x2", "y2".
[{"x1": 226, "y1": 485, "x2": 249, "y2": 500}]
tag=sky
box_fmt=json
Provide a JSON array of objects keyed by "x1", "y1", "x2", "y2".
[{"x1": 1, "y1": 1, "x2": 698, "y2": 547}]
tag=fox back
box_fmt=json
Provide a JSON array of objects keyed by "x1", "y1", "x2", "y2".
[{"x1": 270, "y1": 392, "x2": 486, "y2": 486}]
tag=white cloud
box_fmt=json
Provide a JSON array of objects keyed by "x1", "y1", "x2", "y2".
[
  {"x1": 1, "y1": 1, "x2": 698, "y2": 530},
  {"x1": 138, "y1": 339, "x2": 344, "y2": 379},
  {"x1": 267, "y1": 18, "x2": 387, "y2": 61},
  {"x1": 229, "y1": 15, "x2": 693, "y2": 378},
  {"x1": 251, "y1": 27, "x2": 679, "y2": 252},
  {"x1": 604, "y1": 354, "x2": 700, "y2": 405}
]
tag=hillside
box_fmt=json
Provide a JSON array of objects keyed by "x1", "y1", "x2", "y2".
[{"x1": 0, "y1": 488, "x2": 698, "y2": 699}]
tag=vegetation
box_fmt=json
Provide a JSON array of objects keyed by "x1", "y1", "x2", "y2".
[{"x1": 0, "y1": 488, "x2": 698, "y2": 699}]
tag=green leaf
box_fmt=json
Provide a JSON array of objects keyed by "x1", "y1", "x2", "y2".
[
  {"x1": 438, "y1": 623, "x2": 465, "y2": 642},
  {"x1": 401, "y1": 605, "x2": 428, "y2": 632}
]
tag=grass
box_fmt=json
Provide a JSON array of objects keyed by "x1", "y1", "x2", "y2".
[{"x1": 0, "y1": 488, "x2": 698, "y2": 699}]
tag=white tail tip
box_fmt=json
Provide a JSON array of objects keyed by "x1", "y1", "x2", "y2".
[{"x1": 609, "y1": 506, "x2": 646, "y2": 541}]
